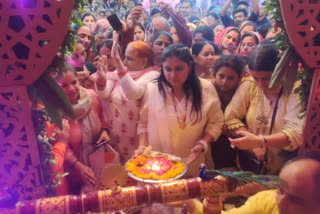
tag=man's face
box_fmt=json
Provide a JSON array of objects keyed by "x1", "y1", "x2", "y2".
[
  {"x1": 182, "y1": 2, "x2": 192, "y2": 17},
  {"x1": 192, "y1": 8, "x2": 201, "y2": 18},
  {"x1": 234, "y1": 12, "x2": 247, "y2": 26},
  {"x1": 276, "y1": 160, "x2": 320, "y2": 214}
]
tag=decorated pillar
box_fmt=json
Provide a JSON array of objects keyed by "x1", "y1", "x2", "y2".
[
  {"x1": 279, "y1": 0, "x2": 320, "y2": 153},
  {"x1": 0, "y1": 0, "x2": 73, "y2": 200}
]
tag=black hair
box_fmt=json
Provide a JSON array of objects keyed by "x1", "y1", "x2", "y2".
[
  {"x1": 241, "y1": 32, "x2": 260, "y2": 46},
  {"x1": 248, "y1": 39, "x2": 279, "y2": 71},
  {"x1": 214, "y1": 55, "x2": 244, "y2": 76},
  {"x1": 110, "y1": 2, "x2": 119, "y2": 9},
  {"x1": 151, "y1": 8, "x2": 162, "y2": 17},
  {"x1": 236, "y1": 1, "x2": 249, "y2": 9},
  {"x1": 81, "y1": 12, "x2": 97, "y2": 22},
  {"x1": 151, "y1": 31, "x2": 173, "y2": 46},
  {"x1": 57, "y1": 64, "x2": 77, "y2": 79},
  {"x1": 124, "y1": 9, "x2": 132, "y2": 20},
  {"x1": 105, "y1": 8, "x2": 115, "y2": 15},
  {"x1": 158, "y1": 43, "x2": 202, "y2": 123},
  {"x1": 208, "y1": 5, "x2": 217, "y2": 12},
  {"x1": 207, "y1": 12, "x2": 219, "y2": 20},
  {"x1": 192, "y1": 41, "x2": 221, "y2": 56},
  {"x1": 97, "y1": 39, "x2": 114, "y2": 53},
  {"x1": 233, "y1": 8, "x2": 248, "y2": 18},
  {"x1": 258, "y1": 24, "x2": 272, "y2": 38},
  {"x1": 193, "y1": 25, "x2": 214, "y2": 42},
  {"x1": 181, "y1": 0, "x2": 193, "y2": 7},
  {"x1": 239, "y1": 21, "x2": 257, "y2": 32},
  {"x1": 135, "y1": 23, "x2": 145, "y2": 32}
]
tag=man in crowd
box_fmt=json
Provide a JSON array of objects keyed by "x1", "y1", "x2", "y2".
[
  {"x1": 181, "y1": 0, "x2": 200, "y2": 23},
  {"x1": 188, "y1": 152, "x2": 320, "y2": 214},
  {"x1": 219, "y1": 0, "x2": 259, "y2": 27}
]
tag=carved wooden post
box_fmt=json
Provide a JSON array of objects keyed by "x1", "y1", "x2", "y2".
[
  {"x1": 0, "y1": 0, "x2": 73, "y2": 200},
  {"x1": 279, "y1": 0, "x2": 320, "y2": 153}
]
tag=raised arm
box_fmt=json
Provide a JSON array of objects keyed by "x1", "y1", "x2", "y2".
[
  {"x1": 252, "y1": 0, "x2": 259, "y2": 16},
  {"x1": 220, "y1": 0, "x2": 233, "y2": 16},
  {"x1": 161, "y1": 4, "x2": 193, "y2": 48}
]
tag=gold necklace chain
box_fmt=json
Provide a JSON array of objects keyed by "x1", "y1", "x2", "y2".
[{"x1": 171, "y1": 93, "x2": 188, "y2": 129}]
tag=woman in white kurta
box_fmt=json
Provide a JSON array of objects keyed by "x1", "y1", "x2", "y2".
[
  {"x1": 225, "y1": 40, "x2": 305, "y2": 174},
  {"x1": 94, "y1": 40, "x2": 159, "y2": 163},
  {"x1": 137, "y1": 44, "x2": 224, "y2": 177}
]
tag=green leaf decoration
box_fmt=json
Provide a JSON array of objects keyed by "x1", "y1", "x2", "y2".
[
  {"x1": 265, "y1": 0, "x2": 312, "y2": 111},
  {"x1": 269, "y1": 46, "x2": 293, "y2": 89}
]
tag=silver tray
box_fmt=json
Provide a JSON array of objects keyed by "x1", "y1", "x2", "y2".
[{"x1": 126, "y1": 155, "x2": 188, "y2": 184}]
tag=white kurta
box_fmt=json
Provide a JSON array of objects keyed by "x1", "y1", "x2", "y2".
[
  {"x1": 138, "y1": 78, "x2": 224, "y2": 177},
  {"x1": 95, "y1": 70, "x2": 159, "y2": 163}
]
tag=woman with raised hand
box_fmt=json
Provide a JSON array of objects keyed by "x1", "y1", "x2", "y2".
[
  {"x1": 57, "y1": 66, "x2": 110, "y2": 194},
  {"x1": 225, "y1": 40, "x2": 305, "y2": 174},
  {"x1": 136, "y1": 44, "x2": 224, "y2": 177},
  {"x1": 94, "y1": 32, "x2": 159, "y2": 163}
]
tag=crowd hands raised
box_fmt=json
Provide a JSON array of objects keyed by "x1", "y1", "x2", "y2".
[{"x1": 47, "y1": 0, "x2": 307, "y2": 213}]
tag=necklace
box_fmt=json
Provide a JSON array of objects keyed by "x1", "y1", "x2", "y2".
[
  {"x1": 256, "y1": 90, "x2": 272, "y2": 134},
  {"x1": 171, "y1": 93, "x2": 188, "y2": 129}
]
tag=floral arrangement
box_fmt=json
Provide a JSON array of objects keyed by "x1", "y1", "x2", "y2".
[
  {"x1": 126, "y1": 155, "x2": 185, "y2": 180},
  {"x1": 32, "y1": 107, "x2": 68, "y2": 196}
]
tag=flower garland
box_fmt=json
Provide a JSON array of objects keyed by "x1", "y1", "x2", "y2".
[
  {"x1": 29, "y1": 0, "x2": 87, "y2": 197},
  {"x1": 265, "y1": 0, "x2": 313, "y2": 112}
]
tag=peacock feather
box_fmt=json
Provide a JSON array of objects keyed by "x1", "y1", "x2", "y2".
[{"x1": 199, "y1": 164, "x2": 281, "y2": 189}]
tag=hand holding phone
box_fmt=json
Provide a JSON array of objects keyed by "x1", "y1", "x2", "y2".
[{"x1": 107, "y1": 14, "x2": 123, "y2": 31}]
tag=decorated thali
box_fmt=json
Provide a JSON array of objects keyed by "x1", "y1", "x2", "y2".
[{"x1": 125, "y1": 147, "x2": 187, "y2": 183}]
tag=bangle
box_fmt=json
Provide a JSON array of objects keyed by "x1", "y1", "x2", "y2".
[
  {"x1": 71, "y1": 160, "x2": 79, "y2": 168},
  {"x1": 259, "y1": 135, "x2": 267, "y2": 148},
  {"x1": 197, "y1": 139, "x2": 208, "y2": 153}
]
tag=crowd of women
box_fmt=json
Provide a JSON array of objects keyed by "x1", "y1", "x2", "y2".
[{"x1": 49, "y1": 0, "x2": 305, "y2": 201}]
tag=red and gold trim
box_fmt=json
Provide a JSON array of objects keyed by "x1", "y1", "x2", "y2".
[{"x1": 12, "y1": 177, "x2": 234, "y2": 214}]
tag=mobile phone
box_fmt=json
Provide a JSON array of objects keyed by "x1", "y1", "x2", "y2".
[
  {"x1": 95, "y1": 140, "x2": 108, "y2": 148},
  {"x1": 107, "y1": 14, "x2": 123, "y2": 31}
]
